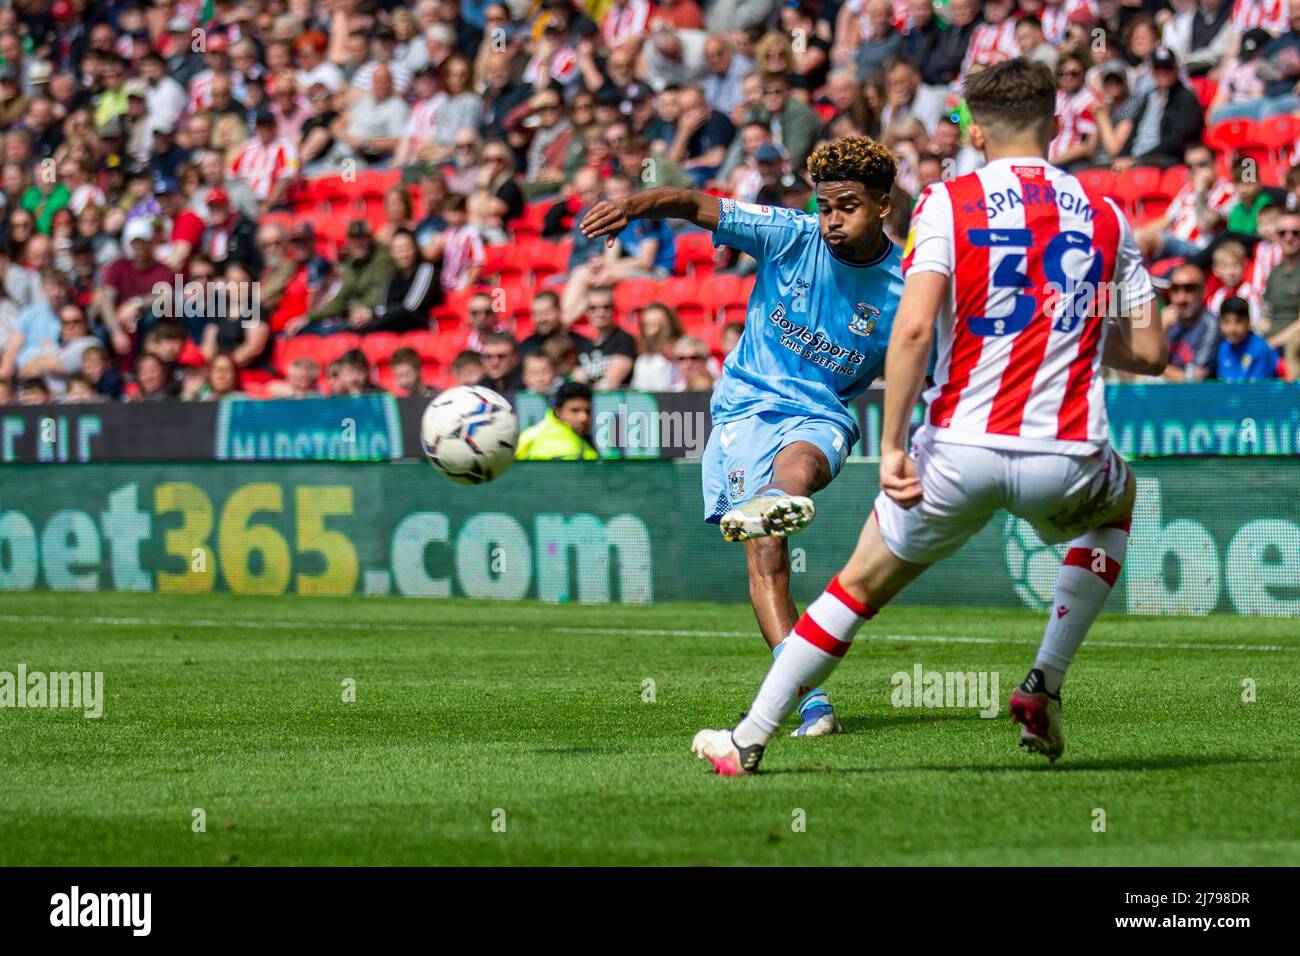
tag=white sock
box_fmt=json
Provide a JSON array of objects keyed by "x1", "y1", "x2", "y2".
[
  {"x1": 1033, "y1": 518, "x2": 1129, "y2": 695},
  {"x1": 733, "y1": 576, "x2": 874, "y2": 748}
]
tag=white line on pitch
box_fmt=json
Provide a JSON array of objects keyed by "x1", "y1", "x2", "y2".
[{"x1": 0, "y1": 614, "x2": 1295, "y2": 654}]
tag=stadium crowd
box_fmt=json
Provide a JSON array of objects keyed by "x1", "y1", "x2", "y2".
[{"x1": 1, "y1": 0, "x2": 1299, "y2": 416}]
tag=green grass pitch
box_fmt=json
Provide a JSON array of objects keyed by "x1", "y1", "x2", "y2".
[{"x1": 1, "y1": 591, "x2": 1296, "y2": 866}]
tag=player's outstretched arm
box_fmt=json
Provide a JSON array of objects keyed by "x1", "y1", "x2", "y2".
[
  {"x1": 580, "y1": 187, "x2": 720, "y2": 245},
  {"x1": 880, "y1": 271, "x2": 947, "y2": 509},
  {"x1": 1103, "y1": 298, "x2": 1169, "y2": 376}
]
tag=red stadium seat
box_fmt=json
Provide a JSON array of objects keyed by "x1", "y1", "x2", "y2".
[
  {"x1": 1253, "y1": 115, "x2": 1294, "y2": 163},
  {"x1": 1160, "y1": 164, "x2": 1189, "y2": 198},
  {"x1": 399, "y1": 330, "x2": 440, "y2": 363},
  {"x1": 1206, "y1": 118, "x2": 1258, "y2": 155},
  {"x1": 482, "y1": 243, "x2": 518, "y2": 284},
  {"x1": 654, "y1": 276, "x2": 707, "y2": 324},
  {"x1": 431, "y1": 305, "x2": 461, "y2": 332},
  {"x1": 674, "y1": 230, "x2": 718, "y2": 277},
  {"x1": 1188, "y1": 76, "x2": 1218, "y2": 113},
  {"x1": 613, "y1": 277, "x2": 660, "y2": 323},
  {"x1": 360, "y1": 332, "x2": 402, "y2": 367},
  {"x1": 1073, "y1": 168, "x2": 1116, "y2": 196},
  {"x1": 698, "y1": 273, "x2": 750, "y2": 322},
  {"x1": 1114, "y1": 166, "x2": 1167, "y2": 217}
]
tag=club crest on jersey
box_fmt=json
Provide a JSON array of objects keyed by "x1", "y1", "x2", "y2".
[
  {"x1": 849, "y1": 303, "x2": 880, "y2": 336},
  {"x1": 728, "y1": 468, "x2": 745, "y2": 499}
]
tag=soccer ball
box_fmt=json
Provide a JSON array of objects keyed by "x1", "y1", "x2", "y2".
[
  {"x1": 1002, "y1": 514, "x2": 1067, "y2": 612},
  {"x1": 420, "y1": 385, "x2": 519, "y2": 484}
]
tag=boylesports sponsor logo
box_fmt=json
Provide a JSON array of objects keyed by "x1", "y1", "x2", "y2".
[{"x1": 767, "y1": 302, "x2": 868, "y2": 374}]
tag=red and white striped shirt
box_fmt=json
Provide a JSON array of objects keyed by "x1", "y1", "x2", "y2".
[
  {"x1": 441, "y1": 224, "x2": 486, "y2": 293},
  {"x1": 1208, "y1": 279, "x2": 1263, "y2": 326},
  {"x1": 903, "y1": 159, "x2": 1155, "y2": 454},
  {"x1": 524, "y1": 47, "x2": 579, "y2": 87},
  {"x1": 188, "y1": 70, "x2": 216, "y2": 113},
  {"x1": 404, "y1": 95, "x2": 444, "y2": 152},
  {"x1": 1165, "y1": 179, "x2": 1235, "y2": 242},
  {"x1": 1049, "y1": 88, "x2": 1101, "y2": 160},
  {"x1": 1250, "y1": 239, "x2": 1283, "y2": 288},
  {"x1": 964, "y1": 19, "x2": 1020, "y2": 73},
  {"x1": 1232, "y1": 0, "x2": 1289, "y2": 32},
  {"x1": 602, "y1": 0, "x2": 653, "y2": 48},
  {"x1": 1040, "y1": 1, "x2": 1078, "y2": 45},
  {"x1": 228, "y1": 137, "x2": 300, "y2": 201}
]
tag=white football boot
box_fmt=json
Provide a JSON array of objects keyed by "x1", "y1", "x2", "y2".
[
  {"x1": 690, "y1": 728, "x2": 764, "y2": 776},
  {"x1": 719, "y1": 495, "x2": 815, "y2": 543}
]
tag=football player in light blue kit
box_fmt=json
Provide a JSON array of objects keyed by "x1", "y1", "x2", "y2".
[{"x1": 580, "y1": 136, "x2": 903, "y2": 736}]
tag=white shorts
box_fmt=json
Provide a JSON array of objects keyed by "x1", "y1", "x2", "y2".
[{"x1": 874, "y1": 428, "x2": 1129, "y2": 565}]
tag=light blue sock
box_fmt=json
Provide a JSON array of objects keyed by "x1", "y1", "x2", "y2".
[{"x1": 772, "y1": 639, "x2": 831, "y2": 715}]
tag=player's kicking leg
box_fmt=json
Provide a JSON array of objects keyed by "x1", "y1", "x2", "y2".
[
  {"x1": 737, "y1": 441, "x2": 843, "y2": 736},
  {"x1": 1009, "y1": 459, "x2": 1137, "y2": 762},
  {"x1": 692, "y1": 513, "x2": 929, "y2": 774}
]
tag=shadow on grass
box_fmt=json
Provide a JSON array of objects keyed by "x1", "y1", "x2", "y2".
[{"x1": 760, "y1": 753, "x2": 1280, "y2": 776}]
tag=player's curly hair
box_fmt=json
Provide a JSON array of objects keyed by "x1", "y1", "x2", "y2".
[{"x1": 806, "y1": 135, "x2": 897, "y2": 197}]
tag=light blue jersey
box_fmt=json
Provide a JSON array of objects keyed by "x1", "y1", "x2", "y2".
[
  {"x1": 699, "y1": 198, "x2": 904, "y2": 522},
  {"x1": 710, "y1": 197, "x2": 904, "y2": 445}
]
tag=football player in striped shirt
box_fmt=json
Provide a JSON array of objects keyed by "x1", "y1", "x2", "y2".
[
  {"x1": 691, "y1": 59, "x2": 1170, "y2": 775},
  {"x1": 581, "y1": 136, "x2": 905, "y2": 738}
]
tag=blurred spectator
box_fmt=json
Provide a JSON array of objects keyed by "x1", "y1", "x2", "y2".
[
  {"x1": 1049, "y1": 52, "x2": 1099, "y2": 171},
  {"x1": 542, "y1": 333, "x2": 583, "y2": 381},
  {"x1": 1208, "y1": 28, "x2": 1271, "y2": 121},
  {"x1": 201, "y1": 262, "x2": 271, "y2": 372},
  {"x1": 672, "y1": 334, "x2": 718, "y2": 390},
  {"x1": 1215, "y1": 296, "x2": 1278, "y2": 381},
  {"x1": 522, "y1": 351, "x2": 560, "y2": 394},
  {"x1": 306, "y1": 221, "x2": 395, "y2": 334},
  {"x1": 267, "y1": 357, "x2": 324, "y2": 399},
  {"x1": 703, "y1": 35, "x2": 753, "y2": 117},
  {"x1": 1092, "y1": 62, "x2": 1142, "y2": 167},
  {"x1": 1114, "y1": 47, "x2": 1204, "y2": 169},
  {"x1": 80, "y1": 344, "x2": 123, "y2": 401},
  {"x1": 1207, "y1": 241, "x2": 1262, "y2": 325},
  {"x1": 201, "y1": 187, "x2": 263, "y2": 272},
  {"x1": 1015, "y1": 16, "x2": 1060, "y2": 72},
  {"x1": 1162, "y1": 264, "x2": 1218, "y2": 381},
  {"x1": 1134, "y1": 143, "x2": 1232, "y2": 261},
  {"x1": 126, "y1": 352, "x2": 177, "y2": 401},
  {"x1": 229, "y1": 110, "x2": 299, "y2": 212},
  {"x1": 927, "y1": 0, "x2": 980, "y2": 86},
  {"x1": 1164, "y1": 0, "x2": 1238, "y2": 78},
  {"x1": 63, "y1": 373, "x2": 106, "y2": 404},
  {"x1": 364, "y1": 229, "x2": 440, "y2": 333},
  {"x1": 452, "y1": 349, "x2": 485, "y2": 386},
  {"x1": 342, "y1": 66, "x2": 410, "y2": 167},
  {"x1": 720, "y1": 321, "x2": 744, "y2": 356},
  {"x1": 390, "y1": 347, "x2": 438, "y2": 398},
  {"x1": 331, "y1": 349, "x2": 377, "y2": 396},
  {"x1": 18, "y1": 376, "x2": 51, "y2": 405},
  {"x1": 631, "y1": 302, "x2": 686, "y2": 391},
  {"x1": 576, "y1": 285, "x2": 635, "y2": 389},
  {"x1": 478, "y1": 331, "x2": 524, "y2": 399},
  {"x1": 1261, "y1": 211, "x2": 1300, "y2": 379},
  {"x1": 516, "y1": 380, "x2": 598, "y2": 459},
  {"x1": 16, "y1": 299, "x2": 99, "y2": 397},
  {"x1": 521, "y1": 289, "x2": 591, "y2": 357},
  {"x1": 845, "y1": 0, "x2": 903, "y2": 76},
  {"x1": 878, "y1": 58, "x2": 946, "y2": 139},
  {"x1": 98, "y1": 218, "x2": 171, "y2": 357},
  {"x1": 434, "y1": 193, "x2": 485, "y2": 292}
]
